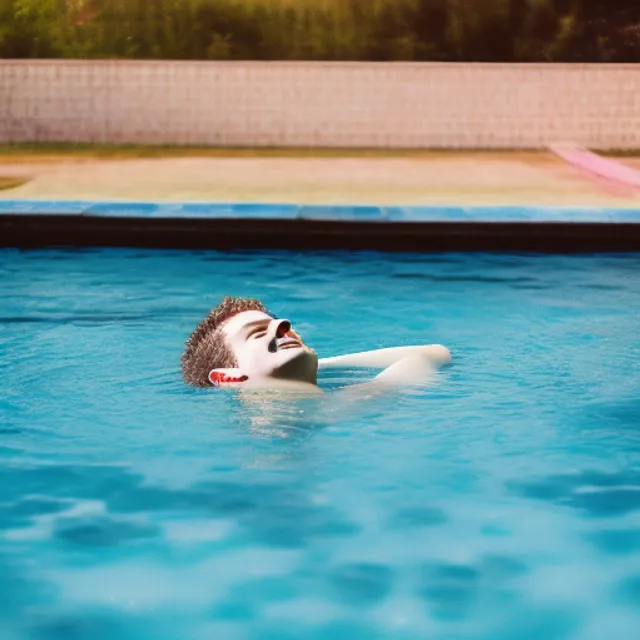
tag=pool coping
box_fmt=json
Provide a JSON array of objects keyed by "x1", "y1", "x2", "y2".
[
  {"x1": 2, "y1": 200, "x2": 640, "y2": 252},
  {"x1": 2, "y1": 199, "x2": 640, "y2": 222}
]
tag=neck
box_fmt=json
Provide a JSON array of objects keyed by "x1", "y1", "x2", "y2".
[{"x1": 271, "y1": 352, "x2": 318, "y2": 385}]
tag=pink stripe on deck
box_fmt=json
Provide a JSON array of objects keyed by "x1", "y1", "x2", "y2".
[{"x1": 550, "y1": 143, "x2": 640, "y2": 192}]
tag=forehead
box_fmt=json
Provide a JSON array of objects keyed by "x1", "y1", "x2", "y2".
[{"x1": 220, "y1": 310, "x2": 273, "y2": 336}]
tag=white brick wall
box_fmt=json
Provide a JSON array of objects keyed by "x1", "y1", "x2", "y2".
[{"x1": 1, "y1": 60, "x2": 639, "y2": 149}]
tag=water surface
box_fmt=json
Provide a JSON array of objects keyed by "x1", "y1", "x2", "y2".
[{"x1": 2, "y1": 249, "x2": 640, "y2": 640}]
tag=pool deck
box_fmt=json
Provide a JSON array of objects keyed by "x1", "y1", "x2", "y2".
[
  {"x1": 1, "y1": 152, "x2": 640, "y2": 252},
  {"x1": 2, "y1": 151, "x2": 640, "y2": 207}
]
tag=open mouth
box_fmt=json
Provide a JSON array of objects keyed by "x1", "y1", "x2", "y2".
[{"x1": 276, "y1": 337, "x2": 301, "y2": 350}]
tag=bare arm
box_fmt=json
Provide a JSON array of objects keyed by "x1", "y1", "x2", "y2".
[{"x1": 318, "y1": 344, "x2": 451, "y2": 370}]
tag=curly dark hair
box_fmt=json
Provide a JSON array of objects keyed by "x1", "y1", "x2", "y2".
[{"x1": 181, "y1": 296, "x2": 272, "y2": 387}]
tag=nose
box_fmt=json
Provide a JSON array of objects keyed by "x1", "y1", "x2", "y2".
[{"x1": 275, "y1": 319, "x2": 291, "y2": 339}]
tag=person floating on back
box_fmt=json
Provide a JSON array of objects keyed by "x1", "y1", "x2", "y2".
[{"x1": 181, "y1": 296, "x2": 451, "y2": 392}]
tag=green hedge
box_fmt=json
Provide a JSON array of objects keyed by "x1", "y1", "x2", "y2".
[{"x1": 1, "y1": 0, "x2": 638, "y2": 62}]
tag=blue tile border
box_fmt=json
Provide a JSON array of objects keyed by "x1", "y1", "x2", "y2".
[{"x1": 0, "y1": 199, "x2": 639, "y2": 223}]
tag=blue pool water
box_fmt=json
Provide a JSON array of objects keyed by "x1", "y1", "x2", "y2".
[{"x1": 1, "y1": 248, "x2": 640, "y2": 640}]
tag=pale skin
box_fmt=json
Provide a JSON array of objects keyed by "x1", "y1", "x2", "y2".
[{"x1": 208, "y1": 310, "x2": 451, "y2": 393}]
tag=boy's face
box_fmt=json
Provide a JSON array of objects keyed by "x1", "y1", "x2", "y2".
[{"x1": 220, "y1": 310, "x2": 318, "y2": 382}]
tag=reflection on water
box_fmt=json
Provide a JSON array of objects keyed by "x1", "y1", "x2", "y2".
[
  {"x1": 234, "y1": 390, "x2": 328, "y2": 439},
  {"x1": 231, "y1": 369, "x2": 425, "y2": 440}
]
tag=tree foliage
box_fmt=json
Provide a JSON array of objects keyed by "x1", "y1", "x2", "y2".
[{"x1": 0, "y1": 0, "x2": 638, "y2": 61}]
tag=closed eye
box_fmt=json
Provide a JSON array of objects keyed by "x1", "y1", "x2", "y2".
[{"x1": 246, "y1": 324, "x2": 269, "y2": 340}]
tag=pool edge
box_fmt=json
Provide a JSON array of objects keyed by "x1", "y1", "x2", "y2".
[{"x1": 3, "y1": 214, "x2": 640, "y2": 253}]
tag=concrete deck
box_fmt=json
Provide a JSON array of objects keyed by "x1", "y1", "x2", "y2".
[{"x1": 1, "y1": 152, "x2": 640, "y2": 208}]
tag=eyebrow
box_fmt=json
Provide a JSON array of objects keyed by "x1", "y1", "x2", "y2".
[{"x1": 242, "y1": 319, "x2": 272, "y2": 329}]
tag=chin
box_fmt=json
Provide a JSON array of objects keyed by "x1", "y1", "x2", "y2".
[{"x1": 271, "y1": 347, "x2": 318, "y2": 384}]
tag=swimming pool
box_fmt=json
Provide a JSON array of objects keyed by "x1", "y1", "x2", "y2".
[{"x1": 2, "y1": 248, "x2": 639, "y2": 639}]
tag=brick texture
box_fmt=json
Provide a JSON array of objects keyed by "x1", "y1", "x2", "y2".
[{"x1": 1, "y1": 60, "x2": 638, "y2": 149}]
